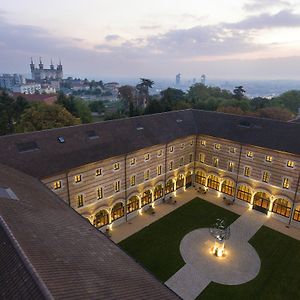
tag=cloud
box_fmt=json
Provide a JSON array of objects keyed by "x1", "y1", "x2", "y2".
[
  {"x1": 243, "y1": 0, "x2": 291, "y2": 11},
  {"x1": 140, "y1": 25, "x2": 161, "y2": 30},
  {"x1": 227, "y1": 10, "x2": 300, "y2": 30},
  {"x1": 105, "y1": 34, "x2": 121, "y2": 42}
]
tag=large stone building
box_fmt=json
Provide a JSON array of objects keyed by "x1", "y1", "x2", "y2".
[
  {"x1": 1, "y1": 109, "x2": 300, "y2": 232},
  {"x1": 30, "y1": 58, "x2": 63, "y2": 81}
]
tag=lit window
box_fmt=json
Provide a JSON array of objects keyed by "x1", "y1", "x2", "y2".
[
  {"x1": 97, "y1": 187, "x2": 103, "y2": 199},
  {"x1": 228, "y1": 161, "x2": 234, "y2": 172},
  {"x1": 244, "y1": 166, "x2": 251, "y2": 177},
  {"x1": 144, "y1": 169, "x2": 150, "y2": 180},
  {"x1": 157, "y1": 165, "x2": 162, "y2": 176},
  {"x1": 169, "y1": 146, "x2": 174, "y2": 153},
  {"x1": 246, "y1": 151, "x2": 253, "y2": 158},
  {"x1": 199, "y1": 153, "x2": 205, "y2": 163},
  {"x1": 282, "y1": 178, "x2": 290, "y2": 189},
  {"x1": 180, "y1": 157, "x2": 184, "y2": 166},
  {"x1": 214, "y1": 143, "x2": 221, "y2": 150},
  {"x1": 157, "y1": 149, "x2": 163, "y2": 157},
  {"x1": 189, "y1": 153, "x2": 193, "y2": 163},
  {"x1": 53, "y1": 180, "x2": 61, "y2": 190},
  {"x1": 114, "y1": 180, "x2": 120, "y2": 192},
  {"x1": 169, "y1": 161, "x2": 173, "y2": 171},
  {"x1": 95, "y1": 168, "x2": 102, "y2": 176},
  {"x1": 77, "y1": 194, "x2": 84, "y2": 207},
  {"x1": 229, "y1": 147, "x2": 236, "y2": 154},
  {"x1": 130, "y1": 175, "x2": 136, "y2": 186},
  {"x1": 75, "y1": 175, "x2": 81, "y2": 183},
  {"x1": 114, "y1": 162, "x2": 120, "y2": 170},
  {"x1": 287, "y1": 160, "x2": 295, "y2": 168},
  {"x1": 130, "y1": 158, "x2": 136, "y2": 165},
  {"x1": 265, "y1": 156, "x2": 273, "y2": 162},
  {"x1": 262, "y1": 171, "x2": 270, "y2": 183},
  {"x1": 213, "y1": 157, "x2": 219, "y2": 167},
  {"x1": 144, "y1": 153, "x2": 150, "y2": 161},
  {"x1": 200, "y1": 140, "x2": 206, "y2": 147},
  {"x1": 181, "y1": 143, "x2": 185, "y2": 149}
]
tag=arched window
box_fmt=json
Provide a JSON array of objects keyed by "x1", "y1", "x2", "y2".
[
  {"x1": 127, "y1": 196, "x2": 140, "y2": 213},
  {"x1": 293, "y1": 207, "x2": 300, "y2": 222},
  {"x1": 195, "y1": 171, "x2": 206, "y2": 185},
  {"x1": 165, "y1": 179, "x2": 175, "y2": 194},
  {"x1": 176, "y1": 174, "x2": 185, "y2": 190},
  {"x1": 272, "y1": 198, "x2": 291, "y2": 218},
  {"x1": 111, "y1": 202, "x2": 124, "y2": 221},
  {"x1": 94, "y1": 210, "x2": 109, "y2": 228},
  {"x1": 154, "y1": 185, "x2": 163, "y2": 200},
  {"x1": 237, "y1": 185, "x2": 252, "y2": 203},
  {"x1": 253, "y1": 192, "x2": 271, "y2": 214},
  {"x1": 207, "y1": 175, "x2": 220, "y2": 191},
  {"x1": 141, "y1": 190, "x2": 152, "y2": 206},
  {"x1": 221, "y1": 179, "x2": 235, "y2": 196}
]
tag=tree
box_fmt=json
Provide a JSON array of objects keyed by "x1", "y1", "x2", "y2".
[
  {"x1": 233, "y1": 86, "x2": 246, "y2": 100},
  {"x1": 0, "y1": 92, "x2": 29, "y2": 135},
  {"x1": 160, "y1": 88, "x2": 185, "y2": 111},
  {"x1": 136, "y1": 78, "x2": 154, "y2": 107},
  {"x1": 56, "y1": 93, "x2": 92, "y2": 123},
  {"x1": 217, "y1": 106, "x2": 245, "y2": 115},
  {"x1": 17, "y1": 103, "x2": 80, "y2": 132},
  {"x1": 118, "y1": 85, "x2": 136, "y2": 110},
  {"x1": 144, "y1": 99, "x2": 164, "y2": 114},
  {"x1": 88, "y1": 100, "x2": 106, "y2": 114},
  {"x1": 255, "y1": 107, "x2": 294, "y2": 121},
  {"x1": 270, "y1": 90, "x2": 300, "y2": 114}
]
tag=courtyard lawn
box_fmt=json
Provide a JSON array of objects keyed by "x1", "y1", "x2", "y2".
[
  {"x1": 198, "y1": 226, "x2": 300, "y2": 300},
  {"x1": 119, "y1": 198, "x2": 239, "y2": 282}
]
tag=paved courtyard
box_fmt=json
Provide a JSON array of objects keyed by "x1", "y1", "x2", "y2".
[{"x1": 165, "y1": 210, "x2": 266, "y2": 300}]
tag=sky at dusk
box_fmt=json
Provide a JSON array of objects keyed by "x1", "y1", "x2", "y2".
[{"x1": 2, "y1": 0, "x2": 300, "y2": 79}]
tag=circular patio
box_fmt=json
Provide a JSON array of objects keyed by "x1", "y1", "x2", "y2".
[{"x1": 180, "y1": 228, "x2": 261, "y2": 285}]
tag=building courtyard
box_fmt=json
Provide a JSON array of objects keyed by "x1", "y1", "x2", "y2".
[{"x1": 116, "y1": 190, "x2": 300, "y2": 300}]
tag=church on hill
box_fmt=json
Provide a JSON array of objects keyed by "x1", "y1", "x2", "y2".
[{"x1": 30, "y1": 58, "x2": 63, "y2": 81}]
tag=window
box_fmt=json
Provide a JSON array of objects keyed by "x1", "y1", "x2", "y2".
[
  {"x1": 214, "y1": 143, "x2": 221, "y2": 150},
  {"x1": 272, "y1": 198, "x2": 291, "y2": 218},
  {"x1": 282, "y1": 178, "x2": 290, "y2": 189},
  {"x1": 157, "y1": 165, "x2": 162, "y2": 176},
  {"x1": 157, "y1": 149, "x2": 163, "y2": 157},
  {"x1": 195, "y1": 171, "x2": 206, "y2": 185},
  {"x1": 207, "y1": 175, "x2": 220, "y2": 190},
  {"x1": 95, "y1": 168, "x2": 102, "y2": 176},
  {"x1": 181, "y1": 143, "x2": 185, "y2": 149},
  {"x1": 169, "y1": 146, "x2": 174, "y2": 153},
  {"x1": 74, "y1": 175, "x2": 81, "y2": 183},
  {"x1": 114, "y1": 162, "x2": 120, "y2": 170},
  {"x1": 221, "y1": 179, "x2": 235, "y2": 196},
  {"x1": 77, "y1": 194, "x2": 84, "y2": 207},
  {"x1": 130, "y1": 158, "x2": 136, "y2": 165},
  {"x1": 228, "y1": 161, "x2": 234, "y2": 172},
  {"x1": 265, "y1": 156, "x2": 273, "y2": 162},
  {"x1": 58, "y1": 136, "x2": 65, "y2": 143},
  {"x1": 212, "y1": 157, "x2": 219, "y2": 167},
  {"x1": 237, "y1": 185, "x2": 252, "y2": 203},
  {"x1": 130, "y1": 175, "x2": 136, "y2": 186},
  {"x1": 53, "y1": 180, "x2": 61, "y2": 190},
  {"x1": 169, "y1": 161, "x2": 173, "y2": 171},
  {"x1": 262, "y1": 171, "x2": 270, "y2": 183},
  {"x1": 246, "y1": 151, "x2": 253, "y2": 158},
  {"x1": 199, "y1": 153, "x2": 205, "y2": 163},
  {"x1": 229, "y1": 147, "x2": 236, "y2": 154},
  {"x1": 97, "y1": 187, "x2": 103, "y2": 199},
  {"x1": 189, "y1": 153, "x2": 193, "y2": 163},
  {"x1": 180, "y1": 157, "x2": 184, "y2": 166},
  {"x1": 287, "y1": 160, "x2": 295, "y2": 168},
  {"x1": 190, "y1": 140, "x2": 194, "y2": 146},
  {"x1": 144, "y1": 169, "x2": 150, "y2": 180},
  {"x1": 144, "y1": 153, "x2": 150, "y2": 161},
  {"x1": 114, "y1": 180, "x2": 120, "y2": 192},
  {"x1": 244, "y1": 166, "x2": 251, "y2": 177},
  {"x1": 200, "y1": 140, "x2": 206, "y2": 147}
]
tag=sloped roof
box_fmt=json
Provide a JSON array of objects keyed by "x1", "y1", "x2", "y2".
[
  {"x1": 0, "y1": 164, "x2": 178, "y2": 300},
  {"x1": 0, "y1": 109, "x2": 299, "y2": 179}
]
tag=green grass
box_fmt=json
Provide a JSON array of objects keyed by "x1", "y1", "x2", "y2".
[
  {"x1": 198, "y1": 226, "x2": 300, "y2": 300},
  {"x1": 119, "y1": 198, "x2": 239, "y2": 282}
]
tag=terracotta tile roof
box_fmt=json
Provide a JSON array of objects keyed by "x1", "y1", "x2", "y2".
[
  {"x1": 0, "y1": 164, "x2": 179, "y2": 299},
  {"x1": 12, "y1": 93, "x2": 57, "y2": 104},
  {"x1": 0, "y1": 109, "x2": 299, "y2": 179}
]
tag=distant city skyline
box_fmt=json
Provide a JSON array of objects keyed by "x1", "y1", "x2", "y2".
[{"x1": 2, "y1": 0, "x2": 300, "y2": 79}]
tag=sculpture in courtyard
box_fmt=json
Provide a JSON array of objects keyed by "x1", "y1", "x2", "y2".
[{"x1": 209, "y1": 218, "x2": 231, "y2": 257}]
